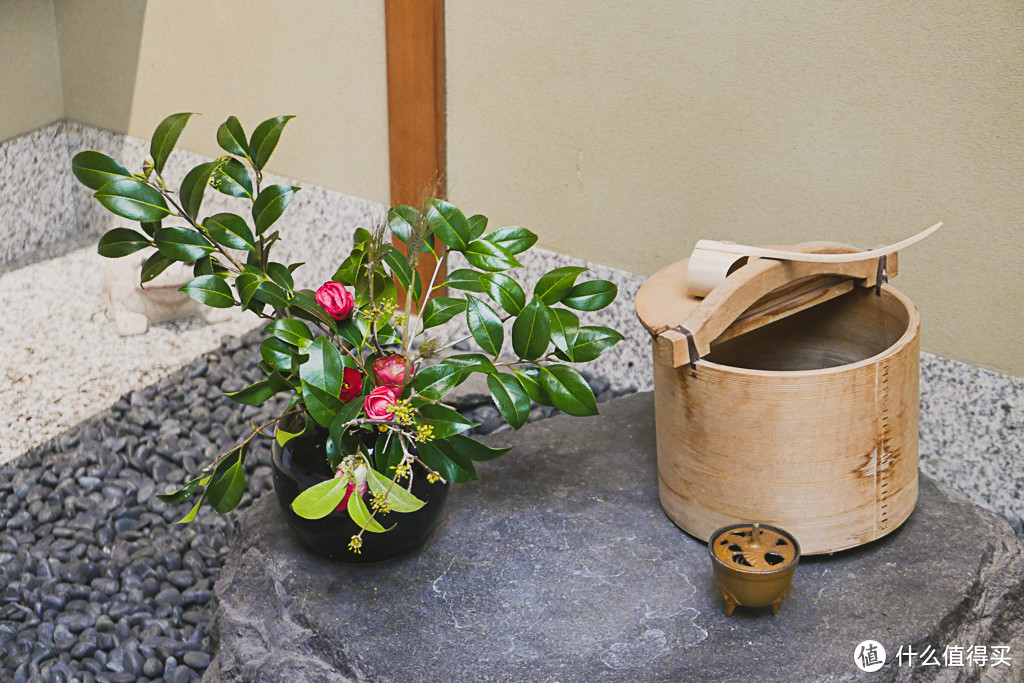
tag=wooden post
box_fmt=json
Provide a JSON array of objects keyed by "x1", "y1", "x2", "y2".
[{"x1": 385, "y1": 0, "x2": 446, "y2": 304}]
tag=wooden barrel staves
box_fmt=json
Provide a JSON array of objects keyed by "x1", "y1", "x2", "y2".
[{"x1": 636, "y1": 228, "x2": 937, "y2": 554}]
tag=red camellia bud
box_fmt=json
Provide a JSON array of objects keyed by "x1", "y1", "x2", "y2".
[
  {"x1": 364, "y1": 386, "x2": 399, "y2": 420},
  {"x1": 338, "y1": 367, "x2": 362, "y2": 402},
  {"x1": 314, "y1": 281, "x2": 354, "y2": 320},
  {"x1": 373, "y1": 355, "x2": 411, "y2": 389}
]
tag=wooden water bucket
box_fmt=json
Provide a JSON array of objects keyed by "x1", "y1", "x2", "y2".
[{"x1": 636, "y1": 240, "x2": 923, "y2": 554}]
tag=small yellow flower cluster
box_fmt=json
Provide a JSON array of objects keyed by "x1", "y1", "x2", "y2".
[
  {"x1": 370, "y1": 491, "x2": 393, "y2": 514},
  {"x1": 348, "y1": 535, "x2": 363, "y2": 554},
  {"x1": 414, "y1": 424, "x2": 435, "y2": 442},
  {"x1": 392, "y1": 462, "x2": 411, "y2": 481},
  {"x1": 427, "y1": 471, "x2": 444, "y2": 484},
  {"x1": 392, "y1": 399, "x2": 416, "y2": 426},
  {"x1": 394, "y1": 313, "x2": 408, "y2": 327},
  {"x1": 365, "y1": 299, "x2": 398, "y2": 323}
]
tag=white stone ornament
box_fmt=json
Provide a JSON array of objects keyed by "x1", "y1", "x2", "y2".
[{"x1": 101, "y1": 249, "x2": 232, "y2": 336}]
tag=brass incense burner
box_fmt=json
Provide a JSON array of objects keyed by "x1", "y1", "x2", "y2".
[{"x1": 709, "y1": 523, "x2": 800, "y2": 615}]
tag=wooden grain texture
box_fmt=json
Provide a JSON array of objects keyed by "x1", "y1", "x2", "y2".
[
  {"x1": 635, "y1": 242, "x2": 900, "y2": 368},
  {"x1": 652, "y1": 286, "x2": 920, "y2": 554},
  {"x1": 385, "y1": 0, "x2": 446, "y2": 302}
]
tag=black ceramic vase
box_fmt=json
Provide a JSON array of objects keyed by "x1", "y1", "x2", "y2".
[{"x1": 271, "y1": 425, "x2": 449, "y2": 563}]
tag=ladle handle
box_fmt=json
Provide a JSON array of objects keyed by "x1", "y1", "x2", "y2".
[{"x1": 656, "y1": 242, "x2": 892, "y2": 368}]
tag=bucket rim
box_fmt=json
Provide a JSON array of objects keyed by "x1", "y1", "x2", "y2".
[{"x1": 692, "y1": 284, "x2": 920, "y2": 378}]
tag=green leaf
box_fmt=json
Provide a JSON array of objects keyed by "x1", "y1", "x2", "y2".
[
  {"x1": 444, "y1": 434, "x2": 512, "y2": 462},
  {"x1": 154, "y1": 227, "x2": 215, "y2": 261},
  {"x1": 206, "y1": 460, "x2": 246, "y2": 513},
  {"x1": 417, "y1": 439, "x2": 478, "y2": 483},
  {"x1": 300, "y1": 337, "x2": 344, "y2": 396},
  {"x1": 515, "y1": 368, "x2": 553, "y2": 406},
  {"x1": 421, "y1": 296, "x2": 467, "y2": 329},
  {"x1": 562, "y1": 279, "x2": 618, "y2": 311},
  {"x1": 511, "y1": 296, "x2": 550, "y2": 360},
  {"x1": 291, "y1": 476, "x2": 350, "y2": 519},
  {"x1": 204, "y1": 212, "x2": 256, "y2": 252},
  {"x1": 139, "y1": 220, "x2": 161, "y2": 238},
  {"x1": 426, "y1": 199, "x2": 471, "y2": 250},
  {"x1": 224, "y1": 379, "x2": 277, "y2": 404},
  {"x1": 463, "y1": 240, "x2": 521, "y2": 272},
  {"x1": 249, "y1": 115, "x2": 295, "y2": 170},
  {"x1": 419, "y1": 403, "x2": 478, "y2": 439},
  {"x1": 140, "y1": 251, "x2": 173, "y2": 284},
  {"x1": 302, "y1": 381, "x2": 345, "y2": 428},
  {"x1": 387, "y1": 205, "x2": 416, "y2": 241},
  {"x1": 266, "y1": 318, "x2": 313, "y2": 348},
  {"x1": 275, "y1": 415, "x2": 312, "y2": 448},
  {"x1": 174, "y1": 497, "x2": 205, "y2": 525},
  {"x1": 481, "y1": 272, "x2": 526, "y2": 315},
  {"x1": 540, "y1": 365, "x2": 598, "y2": 416},
  {"x1": 71, "y1": 150, "x2": 132, "y2": 190},
  {"x1": 547, "y1": 307, "x2": 580, "y2": 354},
  {"x1": 97, "y1": 228, "x2": 152, "y2": 258},
  {"x1": 150, "y1": 112, "x2": 194, "y2": 174},
  {"x1": 383, "y1": 246, "x2": 421, "y2": 299},
  {"x1": 329, "y1": 399, "x2": 365, "y2": 448},
  {"x1": 288, "y1": 289, "x2": 338, "y2": 332},
  {"x1": 375, "y1": 431, "x2": 405, "y2": 476},
  {"x1": 156, "y1": 478, "x2": 202, "y2": 504},
  {"x1": 483, "y1": 226, "x2": 538, "y2": 255},
  {"x1": 388, "y1": 204, "x2": 427, "y2": 248},
  {"x1": 217, "y1": 115, "x2": 250, "y2": 158},
  {"x1": 347, "y1": 487, "x2": 388, "y2": 532},
  {"x1": 332, "y1": 250, "x2": 364, "y2": 286},
  {"x1": 261, "y1": 336, "x2": 303, "y2": 373},
  {"x1": 441, "y1": 353, "x2": 497, "y2": 374},
  {"x1": 94, "y1": 178, "x2": 171, "y2": 222},
  {"x1": 414, "y1": 363, "x2": 467, "y2": 400},
  {"x1": 366, "y1": 468, "x2": 425, "y2": 513},
  {"x1": 253, "y1": 279, "x2": 291, "y2": 308},
  {"x1": 465, "y1": 295, "x2": 504, "y2": 357},
  {"x1": 467, "y1": 214, "x2": 488, "y2": 241},
  {"x1": 252, "y1": 184, "x2": 299, "y2": 234},
  {"x1": 444, "y1": 268, "x2": 486, "y2": 292},
  {"x1": 179, "y1": 161, "x2": 220, "y2": 219},
  {"x1": 487, "y1": 373, "x2": 531, "y2": 429},
  {"x1": 534, "y1": 266, "x2": 588, "y2": 305},
  {"x1": 566, "y1": 326, "x2": 625, "y2": 363},
  {"x1": 266, "y1": 262, "x2": 295, "y2": 292},
  {"x1": 179, "y1": 275, "x2": 235, "y2": 308},
  {"x1": 211, "y1": 158, "x2": 254, "y2": 199}
]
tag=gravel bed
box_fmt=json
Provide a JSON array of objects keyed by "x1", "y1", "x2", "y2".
[{"x1": 0, "y1": 329, "x2": 634, "y2": 682}]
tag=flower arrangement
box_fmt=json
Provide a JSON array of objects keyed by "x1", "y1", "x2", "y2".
[{"x1": 72, "y1": 114, "x2": 623, "y2": 554}]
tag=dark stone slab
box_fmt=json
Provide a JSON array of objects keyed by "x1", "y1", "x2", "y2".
[{"x1": 208, "y1": 393, "x2": 1024, "y2": 682}]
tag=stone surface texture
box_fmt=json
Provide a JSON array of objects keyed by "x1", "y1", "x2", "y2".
[
  {"x1": 208, "y1": 393, "x2": 1024, "y2": 682},
  {"x1": 0, "y1": 122, "x2": 78, "y2": 269}
]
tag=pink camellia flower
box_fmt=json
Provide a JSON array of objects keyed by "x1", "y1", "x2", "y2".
[
  {"x1": 364, "y1": 385, "x2": 399, "y2": 420},
  {"x1": 373, "y1": 354, "x2": 412, "y2": 389},
  {"x1": 338, "y1": 367, "x2": 362, "y2": 403},
  {"x1": 315, "y1": 281, "x2": 354, "y2": 320},
  {"x1": 334, "y1": 464, "x2": 368, "y2": 512}
]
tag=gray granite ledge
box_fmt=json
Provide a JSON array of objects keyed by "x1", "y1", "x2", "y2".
[{"x1": 208, "y1": 392, "x2": 1024, "y2": 682}]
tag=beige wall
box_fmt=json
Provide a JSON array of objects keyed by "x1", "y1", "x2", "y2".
[
  {"x1": 0, "y1": 0, "x2": 64, "y2": 140},
  {"x1": 54, "y1": 0, "x2": 146, "y2": 134},
  {"x1": 446, "y1": 1, "x2": 1024, "y2": 376},
  {"x1": 55, "y1": 0, "x2": 391, "y2": 203}
]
